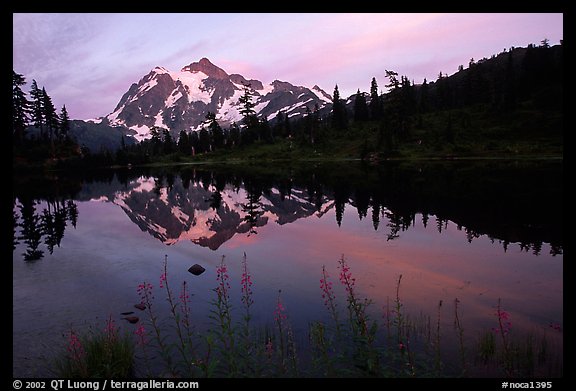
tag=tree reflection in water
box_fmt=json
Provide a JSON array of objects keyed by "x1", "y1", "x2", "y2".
[{"x1": 13, "y1": 160, "x2": 563, "y2": 259}]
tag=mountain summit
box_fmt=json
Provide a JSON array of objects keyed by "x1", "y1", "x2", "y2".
[
  {"x1": 99, "y1": 58, "x2": 332, "y2": 141},
  {"x1": 183, "y1": 58, "x2": 229, "y2": 80}
]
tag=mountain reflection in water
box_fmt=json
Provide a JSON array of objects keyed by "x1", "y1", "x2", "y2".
[{"x1": 13, "y1": 160, "x2": 563, "y2": 260}]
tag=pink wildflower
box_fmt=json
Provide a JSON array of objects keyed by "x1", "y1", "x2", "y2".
[
  {"x1": 137, "y1": 282, "x2": 154, "y2": 303},
  {"x1": 241, "y1": 260, "x2": 254, "y2": 307},
  {"x1": 494, "y1": 301, "x2": 512, "y2": 335},
  {"x1": 549, "y1": 322, "x2": 562, "y2": 332},
  {"x1": 319, "y1": 267, "x2": 336, "y2": 308},
  {"x1": 179, "y1": 281, "x2": 190, "y2": 305},
  {"x1": 67, "y1": 330, "x2": 85, "y2": 362},
  {"x1": 338, "y1": 257, "x2": 356, "y2": 294},
  {"x1": 265, "y1": 338, "x2": 274, "y2": 358},
  {"x1": 274, "y1": 297, "x2": 287, "y2": 323},
  {"x1": 216, "y1": 260, "x2": 230, "y2": 300},
  {"x1": 104, "y1": 315, "x2": 117, "y2": 341},
  {"x1": 134, "y1": 324, "x2": 147, "y2": 346}
]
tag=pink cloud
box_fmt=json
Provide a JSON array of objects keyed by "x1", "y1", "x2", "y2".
[
  {"x1": 14, "y1": 13, "x2": 562, "y2": 119},
  {"x1": 259, "y1": 13, "x2": 563, "y2": 96}
]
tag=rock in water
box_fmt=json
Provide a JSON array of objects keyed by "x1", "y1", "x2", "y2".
[
  {"x1": 188, "y1": 264, "x2": 206, "y2": 276},
  {"x1": 134, "y1": 303, "x2": 146, "y2": 311},
  {"x1": 121, "y1": 311, "x2": 134, "y2": 315},
  {"x1": 123, "y1": 316, "x2": 139, "y2": 324}
]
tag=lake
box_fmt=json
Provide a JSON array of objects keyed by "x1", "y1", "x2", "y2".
[{"x1": 12, "y1": 159, "x2": 563, "y2": 377}]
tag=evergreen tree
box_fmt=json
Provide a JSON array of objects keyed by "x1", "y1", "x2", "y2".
[
  {"x1": 42, "y1": 87, "x2": 59, "y2": 144},
  {"x1": 275, "y1": 111, "x2": 287, "y2": 138},
  {"x1": 259, "y1": 115, "x2": 272, "y2": 143},
  {"x1": 189, "y1": 130, "x2": 200, "y2": 155},
  {"x1": 435, "y1": 71, "x2": 450, "y2": 109},
  {"x1": 353, "y1": 89, "x2": 369, "y2": 122},
  {"x1": 384, "y1": 70, "x2": 400, "y2": 90},
  {"x1": 501, "y1": 51, "x2": 517, "y2": 111},
  {"x1": 177, "y1": 130, "x2": 190, "y2": 155},
  {"x1": 284, "y1": 113, "x2": 291, "y2": 137},
  {"x1": 238, "y1": 83, "x2": 259, "y2": 144},
  {"x1": 12, "y1": 71, "x2": 29, "y2": 144},
  {"x1": 229, "y1": 123, "x2": 241, "y2": 147},
  {"x1": 205, "y1": 112, "x2": 224, "y2": 149},
  {"x1": 331, "y1": 84, "x2": 347, "y2": 130},
  {"x1": 400, "y1": 75, "x2": 416, "y2": 118},
  {"x1": 238, "y1": 83, "x2": 257, "y2": 128},
  {"x1": 162, "y1": 128, "x2": 174, "y2": 154},
  {"x1": 149, "y1": 126, "x2": 163, "y2": 155},
  {"x1": 419, "y1": 78, "x2": 429, "y2": 113},
  {"x1": 369, "y1": 77, "x2": 382, "y2": 120},
  {"x1": 304, "y1": 106, "x2": 313, "y2": 144},
  {"x1": 311, "y1": 103, "x2": 321, "y2": 144},
  {"x1": 198, "y1": 127, "x2": 211, "y2": 153},
  {"x1": 30, "y1": 80, "x2": 45, "y2": 138},
  {"x1": 59, "y1": 104, "x2": 70, "y2": 141}
]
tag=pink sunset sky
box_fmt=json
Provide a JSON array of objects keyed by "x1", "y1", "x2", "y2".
[{"x1": 13, "y1": 13, "x2": 563, "y2": 121}]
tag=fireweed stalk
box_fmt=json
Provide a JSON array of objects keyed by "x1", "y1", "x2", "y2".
[
  {"x1": 134, "y1": 323, "x2": 152, "y2": 376},
  {"x1": 494, "y1": 298, "x2": 514, "y2": 377},
  {"x1": 434, "y1": 300, "x2": 443, "y2": 375},
  {"x1": 394, "y1": 274, "x2": 404, "y2": 345},
  {"x1": 211, "y1": 256, "x2": 237, "y2": 374},
  {"x1": 240, "y1": 252, "x2": 254, "y2": 332},
  {"x1": 338, "y1": 256, "x2": 379, "y2": 374},
  {"x1": 179, "y1": 280, "x2": 198, "y2": 370},
  {"x1": 239, "y1": 252, "x2": 255, "y2": 373},
  {"x1": 274, "y1": 291, "x2": 287, "y2": 355},
  {"x1": 338, "y1": 256, "x2": 372, "y2": 340},
  {"x1": 137, "y1": 280, "x2": 178, "y2": 376},
  {"x1": 320, "y1": 265, "x2": 342, "y2": 336},
  {"x1": 66, "y1": 330, "x2": 87, "y2": 377},
  {"x1": 160, "y1": 255, "x2": 197, "y2": 375},
  {"x1": 271, "y1": 289, "x2": 298, "y2": 375},
  {"x1": 55, "y1": 317, "x2": 134, "y2": 378},
  {"x1": 54, "y1": 255, "x2": 561, "y2": 377},
  {"x1": 454, "y1": 298, "x2": 467, "y2": 375}
]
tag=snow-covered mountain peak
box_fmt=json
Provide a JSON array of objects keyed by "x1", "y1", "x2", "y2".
[
  {"x1": 312, "y1": 85, "x2": 333, "y2": 103},
  {"x1": 102, "y1": 58, "x2": 332, "y2": 141},
  {"x1": 181, "y1": 57, "x2": 228, "y2": 80}
]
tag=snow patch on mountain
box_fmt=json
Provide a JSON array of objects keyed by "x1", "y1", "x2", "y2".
[
  {"x1": 170, "y1": 70, "x2": 211, "y2": 104},
  {"x1": 218, "y1": 88, "x2": 244, "y2": 124},
  {"x1": 165, "y1": 91, "x2": 184, "y2": 108},
  {"x1": 311, "y1": 85, "x2": 333, "y2": 103},
  {"x1": 253, "y1": 101, "x2": 270, "y2": 113},
  {"x1": 258, "y1": 83, "x2": 274, "y2": 96},
  {"x1": 101, "y1": 58, "x2": 332, "y2": 141},
  {"x1": 131, "y1": 125, "x2": 152, "y2": 142}
]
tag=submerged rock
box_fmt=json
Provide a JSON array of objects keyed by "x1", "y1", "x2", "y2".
[
  {"x1": 134, "y1": 303, "x2": 146, "y2": 311},
  {"x1": 188, "y1": 264, "x2": 206, "y2": 276},
  {"x1": 123, "y1": 316, "x2": 139, "y2": 324},
  {"x1": 121, "y1": 311, "x2": 134, "y2": 315}
]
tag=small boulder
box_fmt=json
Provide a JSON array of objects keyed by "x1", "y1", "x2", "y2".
[
  {"x1": 188, "y1": 264, "x2": 206, "y2": 276},
  {"x1": 123, "y1": 316, "x2": 139, "y2": 324},
  {"x1": 134, "y1": 303, "x2": 146, "y2": 311}
]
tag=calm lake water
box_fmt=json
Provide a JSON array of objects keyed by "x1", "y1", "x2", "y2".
[{"x1": 13, "y1": 160, "x2": 563, "y2": 377}]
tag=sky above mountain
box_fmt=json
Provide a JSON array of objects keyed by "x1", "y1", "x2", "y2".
[{"x1": 13, "y1": 13, "x2": 563, "y2": 121}]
